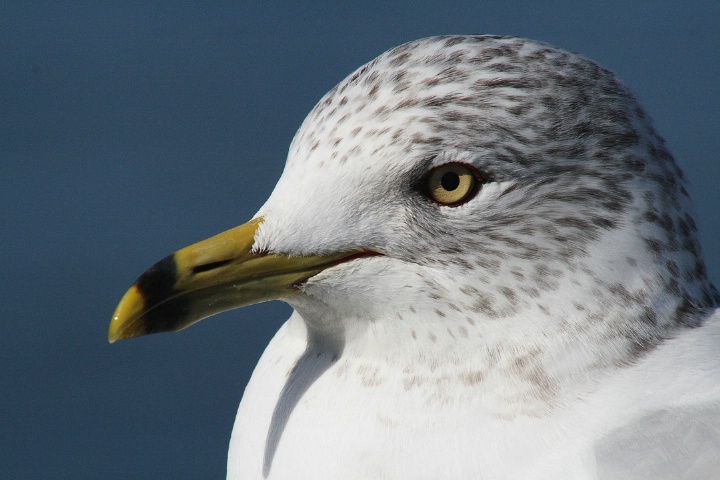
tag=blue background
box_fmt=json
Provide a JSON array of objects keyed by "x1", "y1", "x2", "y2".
[{"x1": 1, "y1": 2, "x2": 718, "y2": 478}]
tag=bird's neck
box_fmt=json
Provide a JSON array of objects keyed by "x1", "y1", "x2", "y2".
[
  {"x1": 288, "y1": 226, "x2": 718, "y2": 417},
  {"x1": 287, "y1": 302, "x2": 623, "y2": 418}
]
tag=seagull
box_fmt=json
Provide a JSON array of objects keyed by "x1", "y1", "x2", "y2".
[{"x1": 109, "y1": 35, "x2": 720, "y2": 479}]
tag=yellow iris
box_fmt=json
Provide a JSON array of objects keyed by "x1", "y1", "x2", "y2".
[{"x1": 427, "y1": 163, "x2": 478, "y2": 205}]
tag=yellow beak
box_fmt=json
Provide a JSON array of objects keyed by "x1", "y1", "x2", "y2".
[{"x1": 108, "y1": 217, "x2": 354, "y2": 343}]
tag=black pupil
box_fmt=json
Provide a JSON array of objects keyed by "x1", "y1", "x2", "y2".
[{"x1": 441, "y1": 171, "x2": 460, "y2": 191}]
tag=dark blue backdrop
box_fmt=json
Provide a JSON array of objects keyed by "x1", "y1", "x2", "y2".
[{"x1": 1, "y1": 2, "x2": 718, "y2": 478}]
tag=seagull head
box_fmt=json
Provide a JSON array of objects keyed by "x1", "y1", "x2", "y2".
[{"x1": 110, "y1": 36, "x2": 717, "y2": 386}]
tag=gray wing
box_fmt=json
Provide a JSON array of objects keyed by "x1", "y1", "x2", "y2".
[{"x1": 595, "y1": 405, "x2": 720, "y2": 480}]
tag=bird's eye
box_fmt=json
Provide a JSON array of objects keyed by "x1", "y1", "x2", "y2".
[{"x1": 425, "y1": 163, "x2": 482, "y2": 206}]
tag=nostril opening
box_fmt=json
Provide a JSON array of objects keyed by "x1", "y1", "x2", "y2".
[{"x1": 193, "y1": 259, "x2": 233, "y2": 274}]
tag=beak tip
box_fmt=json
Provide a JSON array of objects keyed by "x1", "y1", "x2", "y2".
[
  {"x1": 108, "y1": 285, "x2": 146, "y2": 344},
  {"x1": 108, "y1": 319, "x2": 125, "y2": 344},
  {"x1": 107, "y1": 330, "x2": 119, "y2": 344}
]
